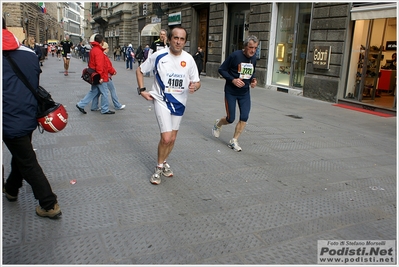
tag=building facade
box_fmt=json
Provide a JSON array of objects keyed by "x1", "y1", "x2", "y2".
[
  {"x1": 2, "y1": 2, "x2": 85, "y2": 45},
  {"x1": 2, "y1": 2, "x2": 63, "y2": 44},
  {"x1": 10, "y1": 2, "x2": 395, "y2": 113},
  {"x1": 60, "y1": 2, "x2": 83, "y2": 45}
]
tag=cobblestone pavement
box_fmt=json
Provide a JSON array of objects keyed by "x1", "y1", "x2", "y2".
[{"x1": 2, "y1": 53, "x2": 397, "y2": 265}]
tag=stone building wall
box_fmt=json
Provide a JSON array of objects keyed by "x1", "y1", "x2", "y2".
[
  {"x1": 303, "y1": 2, "x2": 351, "y2": 102},
  {"x1": 2, "y1": 2, "x2": 63, "y2": 44},
  {"x1": 205, "y1": 3, "x2": 272, "y2": 86},
  {"x1": 206, "y1": 3, "x2": 225, "y2": 79},
  {"x1": 248, "y1": 3, "x2": 272, "y2": 86}
]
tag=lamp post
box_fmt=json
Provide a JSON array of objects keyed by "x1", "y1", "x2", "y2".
[
  {"x1": 45, "y1": 26, "x2": 48, "y2": 43},
  {"x1": 3, "y1": 12, "x2": 10, "y2": 26},
  {"x1": 24, "y1": 18, "x2": 29, "y2": 37}
]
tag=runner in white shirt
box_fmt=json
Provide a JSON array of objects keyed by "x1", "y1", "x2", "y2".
[{"x1": 136, "y1": 26, "x2": 201, "y2": 185}]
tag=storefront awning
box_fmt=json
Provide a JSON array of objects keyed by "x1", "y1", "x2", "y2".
[
  {"x1": 351, "y1": 3, "x2": 397, "y2": 20},
  {"x1": 141, "y1": 23, "x2": 161, "y2": 36}
]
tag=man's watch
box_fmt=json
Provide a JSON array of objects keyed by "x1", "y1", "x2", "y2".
[{"x1": 137, "y1": 87, "x2": 146, "y2": 95}]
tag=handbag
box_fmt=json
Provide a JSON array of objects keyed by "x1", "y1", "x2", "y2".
[
  {"x1": 82, "y1": 67, "x2": 101, "y2": 85},
  {"x1": 4, "y1": 52, "x2": 68, "y2": 133}
]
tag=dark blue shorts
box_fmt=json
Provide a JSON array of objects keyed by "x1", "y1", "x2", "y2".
[{"x1": 224, "y1": 91, "x2": 251, "y2": 123}]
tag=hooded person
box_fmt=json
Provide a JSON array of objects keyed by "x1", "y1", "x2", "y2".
[
  {"x1": 2, "y1": 19, "x2": 62, "y2": 219},
  {"x1": 125, "y1": 43, "x2": 134, "y2": 70}
]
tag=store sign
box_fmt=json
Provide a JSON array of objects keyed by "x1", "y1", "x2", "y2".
[
  {"x1": 152, "y1": 17, "x2": 161, "y2": 24},
  {"x1": 168, "y1": 12, "x2": 181, "y2": 26},
  {"x1": 386, "y1": 41, "x2": 396, "y2": 51},
  {"x1": 313, "y1": 46, "x2": 331, "y2": 69}
]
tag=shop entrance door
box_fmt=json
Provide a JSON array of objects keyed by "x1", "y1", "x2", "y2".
[
  {"x1": 227, "y1": 4, "x2": 250, "y2": 57},
  {"x1": 346, "y1": 18, "x2": 396, "y2": 109},
  {"x1": 198, "y1": 8, "x2": 208, "y2": 73},
  {"x1": 272, "y1": 3, "x2": 311, "y2": 88}
]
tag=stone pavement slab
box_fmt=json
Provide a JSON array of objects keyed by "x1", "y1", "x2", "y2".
[{"x1": 2, "y1": 54, "x2": 396, "y2": 265}]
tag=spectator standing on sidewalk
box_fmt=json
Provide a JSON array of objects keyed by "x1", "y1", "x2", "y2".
[
  {"x1": 76, "y1": 34, "x2": 115, "y2": 115},
  {"x1": 136, "y1": 26, "x2": 201, "y2": 185},
  {"x1": 212, "y1": 35, "x2": 259, "y2": 152},
  {"x1": 27, "y1": 36, "x2": 42, "y2": 65},
  {"x1": 193, "y1": 46, "x2": 204, "y2": 76},
  {"x1": 91, "y1": 41, "x2": 126, "y2": 111},
  {"x1": 2, "y1": 19, "x2": 62, "y2": 219}
]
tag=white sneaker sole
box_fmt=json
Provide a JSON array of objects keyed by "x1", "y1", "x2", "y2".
[{"x1": 228, "y1": 144, "x2": 242, "y2": 152}]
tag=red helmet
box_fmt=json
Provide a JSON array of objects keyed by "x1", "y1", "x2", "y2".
[{"x1": 37, "y1": 103, "x2": 68, "y2": 133}]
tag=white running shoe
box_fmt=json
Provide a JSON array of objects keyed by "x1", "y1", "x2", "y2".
[
  {"x1": 228, "y1": 138, "x2": 242, "y2": 152},
  {"x1": 150, "y1": 167, "x2": 163, "y2": 185},
  {"x1": 162, "y1": 162, "x2": 173, "y2": 177},
  {"x1": 117, "y1": 104, "x2": 126, "y2": 110},
  {"x1": 212, "y1": 119, "x2": 221, "y2": 138}
]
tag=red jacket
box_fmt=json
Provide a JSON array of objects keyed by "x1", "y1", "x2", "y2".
[
  {"x1": 104, "y1": 55, "x2": 116, "y2": 77},
  {"x1": 88, "y1": 42, "x2": 110, "y2": 82}
]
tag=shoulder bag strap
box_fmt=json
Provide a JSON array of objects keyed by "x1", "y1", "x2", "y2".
[{"x1": 4, "y1": 52, "x2": 41, "y2": 101}]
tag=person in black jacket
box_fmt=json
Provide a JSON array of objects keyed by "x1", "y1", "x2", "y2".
[
  {"x1": 382, "y1": 53, "x2": 397, "y2": 70},
  {"x1": 27, "y1": 36, "x2": 42, "y2": 65},
  {"x1": 135, "y1": 45, "x2": 144, "y2": 66},
  {"x1": 211, "y1": 35, "x2": 259, "y2": 152},
  {"x1": 149, "y1": 29, "x2": 167, "y2": 56},
  {"x1": 193, "y1": 46, "x2": 204, "y2": 76},
  {"x1": 2, "y1": 19, "x2": 62, "y2": 219}
]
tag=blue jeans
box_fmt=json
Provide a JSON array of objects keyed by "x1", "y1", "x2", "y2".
[
  {"x1": 77, "y1": 83, "x2": 110, "y2": 113},
  {"x1": 92, "y1": 79, "x2": 123, "y2": 110},
  {"x1": 126, "y1": 57, "x2": 133, "y2": 69}
]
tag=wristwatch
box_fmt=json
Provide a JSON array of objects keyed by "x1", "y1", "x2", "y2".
[{"x1": 137, "y1": 87, "x2": 146, "y2": 95}]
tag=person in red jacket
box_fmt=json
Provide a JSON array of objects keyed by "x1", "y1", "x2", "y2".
[
  {"x1": 90, "y1": 42, "x2": 125, "y2": 111},
  {"x1": 76, "y1": 34, "x2": 115, "y2": 114}
]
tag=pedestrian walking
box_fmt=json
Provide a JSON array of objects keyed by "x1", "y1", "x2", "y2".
[
  {"x1": 136, "y1": 26, "x2": 201, "y2": 185},
  {"x1": 2, "y1": 20, "x2": 62, "y2": 219},
  {"x1": 60, "y1": 34, "x2": 74, "y2": 76},
  {"x1": 76, "y1": 34, "x2": 115, "y2": 115},
  {"x1": 115, "y1": 46, "x2": 121, "y2": 61},
  {"x1": 135, "y1": 45, "x2": 144, "y2": 66},
  {"x1": 91, "y1": 42, "x2": 126, "y2": 111},
  {"x1": 211, "y1": 35, "x2": 259, "y2": 152},
  {"x1": 84, "y1": 42, "x2": 91, "y2": 63},
  {"x1": 143, "y1": 44, "x2": 150, "y2": 62},
  {"x1": 122, "y1": 44, "x2": 127, "y2": 62},
  {"x1": 125, "y1": 44, "x2": 134, "y2": 70}
]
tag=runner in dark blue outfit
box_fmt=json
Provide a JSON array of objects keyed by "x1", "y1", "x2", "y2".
[{"x1": 212, "y1": 35, "x2": 259, "y2": 152}]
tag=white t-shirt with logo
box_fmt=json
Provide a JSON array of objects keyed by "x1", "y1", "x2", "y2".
[{"x1": 139, "y1": 47, "x2": 200, "y2": 116}]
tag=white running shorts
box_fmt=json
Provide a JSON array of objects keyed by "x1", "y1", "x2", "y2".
[{"x1": 153, "y1": 99, "x2": 182, "y2": 133}]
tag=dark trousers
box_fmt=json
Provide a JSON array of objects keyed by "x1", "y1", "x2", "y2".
[{"x1": 3, "y1": 132, "x2": 57, "y2": 210}]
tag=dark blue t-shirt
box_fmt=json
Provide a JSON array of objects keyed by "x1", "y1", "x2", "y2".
[{"x1": 218, "y1": 49, "x2": 256, "y2": 95}]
